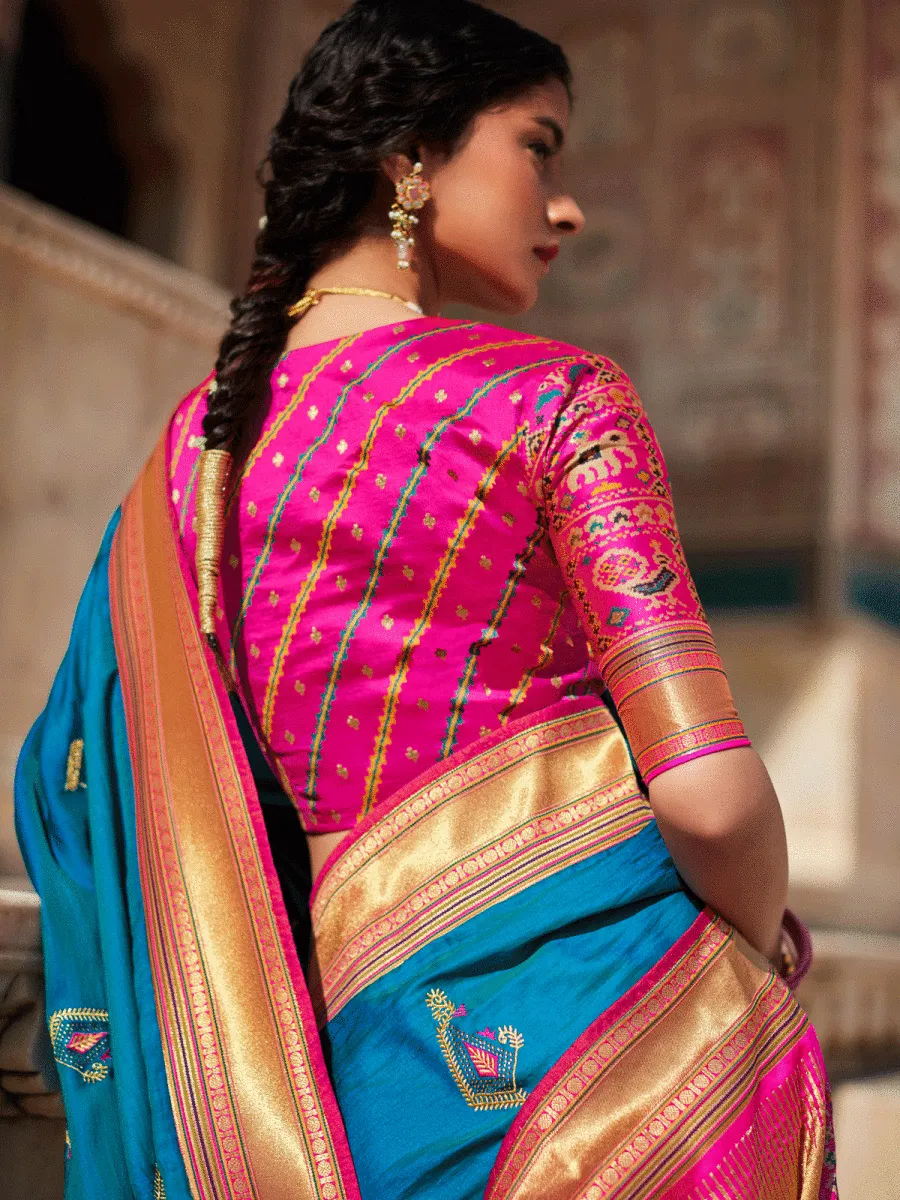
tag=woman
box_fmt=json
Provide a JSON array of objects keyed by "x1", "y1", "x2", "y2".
[{"x1": 15, "y1": 2, "x2": 835, "y2": 1197}]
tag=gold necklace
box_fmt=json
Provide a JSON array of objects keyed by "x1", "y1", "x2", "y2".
[{"x1": 287, "y1": 286, "x2": 425, "y2": 321}]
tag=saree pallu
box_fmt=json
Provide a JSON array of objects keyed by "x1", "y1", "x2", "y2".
[{"x1": 15, "y1": 433, "x2": 837, "y2": 1199}]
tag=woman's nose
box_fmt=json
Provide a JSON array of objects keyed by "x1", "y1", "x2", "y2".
[{"x1": 548, "y1": 194, "x2": 585, "y2": 237}]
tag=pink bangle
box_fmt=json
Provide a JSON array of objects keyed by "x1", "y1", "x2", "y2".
[{"x1": 778, "y1": 909, "x2": 813, "y2": 990}]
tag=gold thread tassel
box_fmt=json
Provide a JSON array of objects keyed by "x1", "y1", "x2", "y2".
[{"x1": 195, "y1": 448, "x2": 232, "y2": 639}]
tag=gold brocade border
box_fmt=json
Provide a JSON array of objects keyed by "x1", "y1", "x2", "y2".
[
  {"x1": 311, "y1": 707, "x2": 652, "y2": 1023},
  {"x1": 486, "y1": 918, "x2": 819, "y2": 1200},
  {"x1": 110, "y1": 437, "x2": 356, "y2": 1200},
  {"x1": 617, "y1": 669, "x2": 742, "y2": 774}
]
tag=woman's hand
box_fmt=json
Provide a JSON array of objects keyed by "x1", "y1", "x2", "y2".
[{"x1": 647, "y1": 746, "x2": 788, "y2": 965}]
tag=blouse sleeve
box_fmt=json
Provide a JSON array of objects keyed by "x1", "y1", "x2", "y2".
[{"x1": 525, "y1": 356, "x2": 751, "y2": 783}]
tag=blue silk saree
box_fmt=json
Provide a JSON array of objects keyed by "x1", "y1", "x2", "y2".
[{"x1": 15, "y1": 433, "x2": 836, "y2": 1198}]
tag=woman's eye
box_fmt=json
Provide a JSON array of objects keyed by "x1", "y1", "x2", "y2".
[{"x1": 529, "y1": 141, "x2": 553, "y2": 161}]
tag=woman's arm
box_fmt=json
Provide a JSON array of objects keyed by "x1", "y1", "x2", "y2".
[
  {"x1": 648, "y1": 746, "x2": 788, "y2": 963},
  {"x1": 527, "y1": 356, "x2": 789, "y2": 963}
]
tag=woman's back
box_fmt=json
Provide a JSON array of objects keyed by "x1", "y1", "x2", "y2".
[
  {"x1": 170, "y1": 315, "x2": 724, "y2": 835},
  {"x1": 171, "y1": 316, "x2": 590, "y2": 830},
  {"x1": 15, "y1": 3, "x2": 834, "y2": 1195}
]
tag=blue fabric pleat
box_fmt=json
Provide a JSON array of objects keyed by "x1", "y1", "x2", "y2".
[{"x1": 14, "y1": 511, "x2": 191, "y2": 1200}]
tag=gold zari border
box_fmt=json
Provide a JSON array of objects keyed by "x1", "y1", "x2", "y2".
[
  {"x1": 111, "y1": 438, "x2": 356, "y2": 1200},
  {"x1": 311, "y1": 705, "x2": 652, "y2": 1022},
  {"x1": 618, "y1": 669, "x2": 741, "y2": 772}
]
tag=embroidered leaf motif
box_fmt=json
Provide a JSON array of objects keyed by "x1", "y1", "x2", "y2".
[
  {"x1": 67, "y1": 1032, "x2": 106, "y2": 1055},
  {"x1": 463, "y1": 1041, "x2": 499, "y2": 1077},
  {"x1": 426, "y1": 989, "x2": 455, "y2": 1023},
  {"x1": 498, "y1": 1026, "x2": 524, "y2": 1051},
  {"x1": 50, "y1": 1009, "x2": 111, "y2": 1082}
]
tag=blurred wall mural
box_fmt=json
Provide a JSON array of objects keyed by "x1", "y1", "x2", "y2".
[
  {"x1": 865, "y1": 0, "x2": 900, "y2": 549},
  {"x1": 1, "y1": 2, "x2": 900, "y2": 1197}
]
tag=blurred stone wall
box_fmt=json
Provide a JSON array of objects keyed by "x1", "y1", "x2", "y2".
[
  {"x1": 0, "y1": 186, "x2": 228, "y2": 880},
  {"x1": 18, "y1": 0, "x2": 254, "y2": 284}
]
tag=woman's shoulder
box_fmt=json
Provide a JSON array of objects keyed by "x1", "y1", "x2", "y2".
[
  {"x1": 455, "y1": 321, "x2": 633, "y2": 393},
  {"x1": 462, "y1": 323, "x2": 640, "y2": 421}
]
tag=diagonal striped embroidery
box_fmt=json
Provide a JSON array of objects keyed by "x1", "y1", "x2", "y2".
[
  {"x1": 178, "y1": 451, "x2": 203, "y2": 537},
  {"x1": 502, "y1": 589, "x2": 569, "y2": 722},
  {"x1": 261, "y1": 337, "x2": 527, "y2": 741},
  {"x1": 238, "y1": 335, "x2": 359, "y2": 485},
  {"x1": 303, "y1": 354, "x2": 575, "y2": 814},
  {"x1": 231, "y1": 325, "x2": 479, "y2": 665},
  {"x1": 442, "y1": 521, "x2": 546, "y2": 757},
  {"x1": 361, "y1": 431, "x2": 525, "y2": 811}
]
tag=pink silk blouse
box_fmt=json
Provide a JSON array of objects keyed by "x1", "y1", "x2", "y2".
[{"x1": 167, "y1": 316, "x2": 750, "y2": 832}]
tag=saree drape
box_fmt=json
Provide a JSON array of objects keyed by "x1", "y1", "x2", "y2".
[{"x1": 15, "y1": 430, "x2": 837, "y2": 1199}]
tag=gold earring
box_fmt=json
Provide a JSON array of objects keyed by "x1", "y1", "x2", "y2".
[{"x1": 389, "y1": 162, "x2": 431, "y2": 270}]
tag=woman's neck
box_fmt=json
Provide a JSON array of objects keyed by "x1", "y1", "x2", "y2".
[
  {"x1": 306, "y1": 232, "x2": 441, "y2": 317},
  {"x1": 282, "y1": 235, "x2": 441, "y2": 353}
]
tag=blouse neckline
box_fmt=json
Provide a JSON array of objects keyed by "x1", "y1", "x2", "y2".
[{"x1": 276, "y1": 315, "x2": 476, "y2": 374}]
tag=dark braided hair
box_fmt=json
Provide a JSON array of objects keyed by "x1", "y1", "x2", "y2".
[{"x1": 202, "y1": 0, "x2": 571, "y2": 459}]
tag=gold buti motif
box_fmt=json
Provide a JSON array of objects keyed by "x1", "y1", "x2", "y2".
[
  {"x1": 65, "y1": 739, "x2": 84, "y2": 791},
  {"x1": 426, "y1": 989, "x2": 527, "y2": 1111}
]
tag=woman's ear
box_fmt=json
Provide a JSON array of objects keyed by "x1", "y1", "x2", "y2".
[{"x1": 380, "y1": 152, "x2": 416, "y2": 187}]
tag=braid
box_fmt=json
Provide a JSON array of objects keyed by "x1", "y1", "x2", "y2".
[{"x1": 202, "y1": 249, "x2": 299, "y2": 456}]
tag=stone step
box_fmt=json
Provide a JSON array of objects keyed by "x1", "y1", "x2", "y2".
[{"x1": 0, "y1": 880, "x2": 41, "y2": 971}]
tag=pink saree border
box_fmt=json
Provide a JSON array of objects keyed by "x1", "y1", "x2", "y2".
[
  {"x1": 665, "y1": 1025, "x2": 832, "y2": 1199},
  {"x1": 643, "y1": 736, "x2": 753, "y2": 783},
  {"x1": 112, "y1": 479, "x2": 242, "y2": 1196},
  {"x1": 486, "y1": 908, "x2": 828, "y2": 1200}
]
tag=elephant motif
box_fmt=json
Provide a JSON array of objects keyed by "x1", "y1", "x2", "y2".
[{"x1": 565, "y1": 428, "x2": 638, "y2": 492}]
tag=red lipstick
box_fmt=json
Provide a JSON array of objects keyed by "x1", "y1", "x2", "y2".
[{"x1": 534, "y1": 246, "x2": 559, "y2": 264}]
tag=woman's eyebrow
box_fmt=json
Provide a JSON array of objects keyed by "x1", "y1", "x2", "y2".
[{"x1": 533, "y1": 116, "x2": 565, "y2": 150}]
